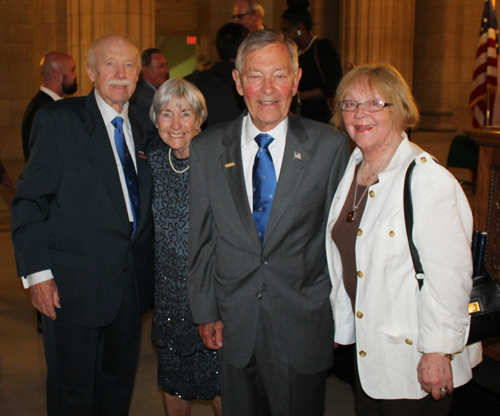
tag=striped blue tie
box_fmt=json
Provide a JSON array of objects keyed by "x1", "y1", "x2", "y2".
[
  {"x1": 253, "y1": 133, "x2": 276, "y2": 244},
  {"x1": 112, "y1": 116, "x2": 140, "y2": 237}
]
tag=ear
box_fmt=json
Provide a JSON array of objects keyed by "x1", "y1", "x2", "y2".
[
  {"x1": 86, "y1": 64, "x2": 97, "y2": 83},
  {"x1": 54, "y1": 71, "x2": 63, "y2": 83},
  {"x1": 292, "y1": 68, "x2": 302, "y2": 96},
  {"x1": 232, "y1": 69, "x2": 244, "y2": 96}
]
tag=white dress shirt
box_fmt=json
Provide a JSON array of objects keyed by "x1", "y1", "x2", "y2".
[
  {"x1": 40, "y1": 86, "x2": 62, "y2": 101},
  {"x1": 22, "y1": 90, "x2": 137, "y2": 288},
  {"x1": 241, "y1": 115, "x2": 288, "y2": 211}
]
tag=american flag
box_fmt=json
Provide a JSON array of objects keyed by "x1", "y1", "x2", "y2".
[{"x1": 469, "y1": 0, "x2": 499, "y2": 127}]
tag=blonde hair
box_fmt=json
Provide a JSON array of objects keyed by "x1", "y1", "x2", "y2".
[
  {"x1": 332, "y1": 64, "x2": 419, "y2": 131},
  {"x1": 150, "y1": 78, "x2": 207, "y2": 129}
]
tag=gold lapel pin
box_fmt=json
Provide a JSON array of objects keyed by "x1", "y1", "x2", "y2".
[{"x1": 225, "y1": 162, "x2": 236, "y2": 168}]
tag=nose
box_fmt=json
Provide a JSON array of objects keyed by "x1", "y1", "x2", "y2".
[
  {"x1": 261, "y1": 77, "x2": 275, "y2": 95},
  {"x1": 171, "y1": 117, "x2": 181, "y2": 129},
  {"x1": 354, "y1": 103, "x2": 367, "y2": 118},
  {"x1": 116, "y1": 64, "x2": 126, "y2": 78}
]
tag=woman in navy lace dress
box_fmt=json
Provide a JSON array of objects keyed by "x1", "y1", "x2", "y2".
[{"x1": 148, "y1": 78, "x2": 221, "y2": 416}]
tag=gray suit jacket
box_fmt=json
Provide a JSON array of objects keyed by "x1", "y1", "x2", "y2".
[{"x1": 187, "y1": 112, "x2": 349, "y2": 374}]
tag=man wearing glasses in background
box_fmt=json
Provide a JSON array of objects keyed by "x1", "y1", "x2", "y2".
[{"x1": 232, "y1": 0, "x2": 265, "y2": 33}]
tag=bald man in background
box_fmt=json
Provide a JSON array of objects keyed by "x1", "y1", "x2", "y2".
[
  {"x1": 21, "y1": 51, "x2": 78, "y2": 162},
  {"x1": 232, "y1": 0, "x2": 265, "y2": 33}
]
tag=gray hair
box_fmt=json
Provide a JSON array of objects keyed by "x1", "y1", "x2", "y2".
[
  {"x1": 235, "y1": 29, "x2": 298, "y2": 74},
  {"x1": 86, "y1": 34, "x2": 141, "y2": 72},
  {"x1": 149, "y1": 78, "x2": 207, "y2": 128}
]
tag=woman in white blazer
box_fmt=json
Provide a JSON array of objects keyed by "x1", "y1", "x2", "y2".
[{"x1": 326, "y1": 64, "x2": 482, "y2": 416}]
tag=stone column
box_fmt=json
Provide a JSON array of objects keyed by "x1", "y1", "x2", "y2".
[
  {"x1": 67, "y1": 0, "x2": 155, "y2": 95},
  {"x1": 413, "y1": 0, "x2": 481, "y2": 132},
  {"x1": 338, "y1": 0, "x2": 416, "y2": 87}
]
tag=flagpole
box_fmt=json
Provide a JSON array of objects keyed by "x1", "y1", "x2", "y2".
[{"x1": 487, "y1": 92, "x2": 491, "y2": 126}]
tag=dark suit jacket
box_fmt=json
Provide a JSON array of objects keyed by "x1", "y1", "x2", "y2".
[
  {"x1": 11, "y1": 90, "x2": 155, "y2": 328},
  {"x1": 21, "y1": 90, "x2": 54, "y2": 161},
  {"x1": 186, "y1": 61, "x2": 246, "y2": 129},
  {"x1": 129, "y1": 78, "x2": 155, "y2": 112},
  {"x1": 187, "y1": 112, "x2": 349, "y2": 374}
]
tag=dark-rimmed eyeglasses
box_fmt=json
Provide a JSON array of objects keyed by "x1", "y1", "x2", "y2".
[
  {"x1": 232, "y1": 11, "x2": 253, "y2": 20},
  {"x1": 339, "y1": 100, "x2": 393, "y2": 112}
]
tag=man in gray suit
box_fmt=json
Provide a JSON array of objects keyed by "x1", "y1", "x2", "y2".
[{"x1": 187, "y1": 29, "x2": 349, "y2": 416}]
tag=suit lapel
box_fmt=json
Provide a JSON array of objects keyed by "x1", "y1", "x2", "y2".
[
  {"x1": 264, "y1": 114, "x2": 310, "y2": 244},
  {"x1": 83, "y1": 90, "x2": 131, "y2": 234},
  {"x1": 220, "y1": 114, "x2": 261, "y2": 245},
  {"x1": 129, "y1": 108, "x2": 152, "y2": 238}
]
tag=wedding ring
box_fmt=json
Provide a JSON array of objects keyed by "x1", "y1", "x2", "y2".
[{"x1": 440, "y1": 387, "x2": 447, "y2": 393}]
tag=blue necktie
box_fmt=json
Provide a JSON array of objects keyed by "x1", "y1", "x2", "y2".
[
  {"x1": 253, "y1": 133, "x2": 277, "y2": 244},
  {"x1": 111, "y1": 116, "x2": 140, "y2": 237}
]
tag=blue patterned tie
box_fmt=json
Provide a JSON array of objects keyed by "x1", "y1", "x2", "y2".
[
  {"x1": 111, "y1": 116, "x2": 140, "y2": 237},
  {"x1": 253, "y1": 133, "x2": 277, "y2": 244}
]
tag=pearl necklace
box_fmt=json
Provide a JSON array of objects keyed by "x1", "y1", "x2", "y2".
[
  {"x1": 168, "y1": 147, "x2": 189, "y2": 174},
  {"x1": 299, "y1": 36, "x2": 317, "y2": 56}
]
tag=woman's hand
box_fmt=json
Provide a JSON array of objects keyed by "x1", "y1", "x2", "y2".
[{"x1": 417, "y1": 353, "x2": 453, "y2": 400}]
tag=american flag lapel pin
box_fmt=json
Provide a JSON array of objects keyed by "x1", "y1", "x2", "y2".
[
  {"x1": 138, "y1": 150, "x2": 147, "y2": 160},
  {"x1": 294, "y1": 151, "x2": 302, "y2": 160}
]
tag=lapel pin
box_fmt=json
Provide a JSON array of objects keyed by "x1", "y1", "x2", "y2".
[
  {"x1": 138, "y1": 150, "x2": 147, "y2": 160},
  {"x1": 225, "y1": 162, "x2": 236, "y2": 168},
  {"x1": 294, "y1": 151, "x2": 302, "y2": 160}
]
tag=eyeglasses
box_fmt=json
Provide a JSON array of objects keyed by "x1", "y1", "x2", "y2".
[
  {"x1": 232, "y1": 11, "x2": 253, "y2": 20},
  {"x1": 339, "y1": 100, "x2": 393, "y2": 112}
]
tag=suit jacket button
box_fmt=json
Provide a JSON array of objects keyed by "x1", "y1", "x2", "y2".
[
  {"x1": 357, "y1": 271, "x2": 364, "y2": 278},
  {"x1": 369, "y1": 190, "x2": 375, "y2": 198},
  {"x1": 256, "y1": 293, "x2": 263, "y2": 300},
  {"x1": 261, "y1": 258, "x2": 268, "y2": 265},
  {"x1": 356, "y1": 311, "x2": 363, "y2": 319},
  {"x1": 359, "y1": 350, "x2": 366, "y2": 357},
  {"x1": 123, "y1": 267, "x2": 129, "y2": 273},
  {"x1": 357, "y1": 228, "x2": 363, "y2": 236},
  {"x1": 405, "y1": 339, "x2": 413, "y2": 345}
]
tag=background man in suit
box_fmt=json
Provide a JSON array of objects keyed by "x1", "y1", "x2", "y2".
[
  {"x1": 186, "y1": 22, "x2": 248, "y2": 129},
  {"x1": 232, "y1": 0, "x2": 265, "y2": 33},
  {"x1": 130, "y1": 48, "x2": 169, "y2": 111},
  {"x1": 11, "y1": 34, "x2": 155, "y2": 416},
  {"x1": 187, "y1": 29, "x2": 349, "y2": 416},
  {"x1": 21, "y1": 51, "x2": 78, "y2": 162}
]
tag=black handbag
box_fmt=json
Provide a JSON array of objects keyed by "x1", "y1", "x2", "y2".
[{"x1": 404, "y1": 160, "x2": 500, "y2": 345}]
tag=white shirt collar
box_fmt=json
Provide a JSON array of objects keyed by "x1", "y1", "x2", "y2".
[
  {"x1": 40, "y1": 86, "x2": 62, "y2": 101},
  {"x1": 243, "y1": 115, "x2": 288, "y2": 148},
  {"x1": 94, "y1": 89, "x2": 130, "y2": 127}
]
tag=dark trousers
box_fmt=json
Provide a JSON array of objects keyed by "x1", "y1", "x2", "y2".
[
  {"x1": 42, "y1": 274, "x2": 142, "y2": 416},
  {"x1": 219, "y1": 290, "x2": 327, "y2": 416},
  {"x1": 354, "y1": 357, "x2": 452, "y2": 416}
]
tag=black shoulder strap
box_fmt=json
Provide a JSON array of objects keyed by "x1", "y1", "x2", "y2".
[{"x1": 404, "y1": 160, "x2": 424, "y2": 290}]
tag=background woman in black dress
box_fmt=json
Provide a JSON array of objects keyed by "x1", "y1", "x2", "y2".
[
  {"x1": 281, "y1": 0, "x2": 343, "y2": 123},
  {"x1": 148, "y1": 78, "x2": 221, "y2": 416}
]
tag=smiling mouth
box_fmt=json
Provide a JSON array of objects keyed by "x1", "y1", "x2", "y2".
[
  {"x1": 259, "y1": 101, "x2": 278, "y2": 105},
  {"x1": 355, "y1": 125, "x2": 374, "y2": 132},
  {"x1": 170, "y1": 133, "x2": 185, "y2": 138}
]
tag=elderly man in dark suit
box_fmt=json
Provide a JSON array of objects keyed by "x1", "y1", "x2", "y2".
[
  {"x1": 11, "y1": 34, "x2": 155, "y2": 416},
  {"x1": 21, "y1": 51, "x2": 78, "y2": 162},
  {"x1": 187, "y1": 29, "x2": 349, "y2": 416}
]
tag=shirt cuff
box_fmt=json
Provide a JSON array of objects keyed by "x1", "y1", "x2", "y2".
[{"x1": 22, "y1": 269, "x2": 54, "y2": 289}]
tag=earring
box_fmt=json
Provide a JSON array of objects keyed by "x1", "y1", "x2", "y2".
[{"x1": 297, "y1": 30, "x2": 302, "y2": 35}]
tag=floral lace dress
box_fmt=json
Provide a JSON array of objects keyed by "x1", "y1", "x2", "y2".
[{"x1": 149, "y1": 140, "x2": 219, "y2": 400}]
